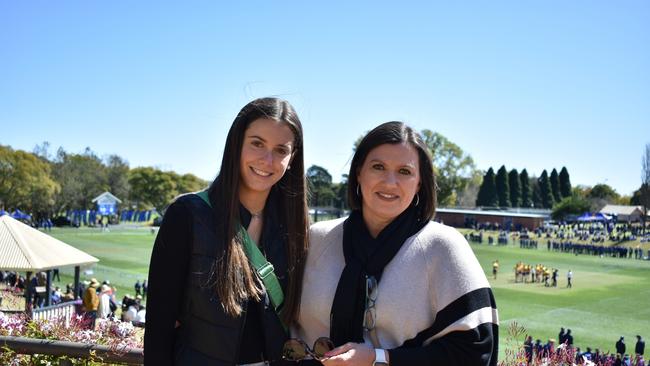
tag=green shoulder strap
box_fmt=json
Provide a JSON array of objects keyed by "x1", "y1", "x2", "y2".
[{"x1": 195, "y1": 190, "x2": 286, "y2": 315}]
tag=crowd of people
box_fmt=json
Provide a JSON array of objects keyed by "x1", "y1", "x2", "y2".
[
  {"x1": 511, "y1": 262, "x2": 572, "y2": 287},
  {"x1": 465, "y1": 222, "x2": 650, "y2": 261},
  {"x1": 1, "y1": 270, "x2": 149, "y2": 330},
  {"x1": 523, "y1": 329, "x2": 646, "y2": 365}
]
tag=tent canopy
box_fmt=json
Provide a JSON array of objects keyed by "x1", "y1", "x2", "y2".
[
  {"x1": 576, "y1": 212, "x2": 612, "y2": 222},
  {"x1": 11, "y1": 209, "x2": 31, "y2": 220},
  {"x1": 0, "y1": 215, "x2": 98, "y2": 271}
]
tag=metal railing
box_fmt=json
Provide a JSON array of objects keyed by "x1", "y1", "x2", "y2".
[{"x1": 0, "y1": 335, "x2": 144, "y2": 365}]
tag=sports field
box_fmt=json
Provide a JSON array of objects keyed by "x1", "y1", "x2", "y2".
[{"x1": 36, "y1": 225, "x2": 650, "y2": 356}]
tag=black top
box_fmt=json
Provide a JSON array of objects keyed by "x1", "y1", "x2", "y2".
[{"x1": 145, "y1": 194, "x2": 288, "y2": 364}]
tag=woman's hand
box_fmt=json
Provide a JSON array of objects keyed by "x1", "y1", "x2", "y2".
[{"x1": 320, "y1": 342, "x2": 375, "y2": 366}]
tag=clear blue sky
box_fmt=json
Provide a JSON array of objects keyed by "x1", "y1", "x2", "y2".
[{"x1": 2, "y1": 1, "x2": 649, "y2": 196}]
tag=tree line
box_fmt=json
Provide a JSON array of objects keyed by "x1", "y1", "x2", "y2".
[
  {"x1": 0, "y1": 143, "x2": 207, "y2": 220},
  {"x1": 476, "y1": 166, "x2": 573, "y2": 209},
  {"x1": 4, "y1": 138, "x2": 648, "y2": 224}
]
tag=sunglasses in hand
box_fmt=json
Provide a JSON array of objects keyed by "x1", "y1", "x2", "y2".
[{"x1": 282, "y1": 337, "x2": 335, "y2": 361}]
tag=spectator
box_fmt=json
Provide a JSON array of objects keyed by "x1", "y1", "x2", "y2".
[
  {"x1": 82, "y1": 278, "x2": 100, "y2": 326},
  {"x1": 637, "y1": 335, "x2": 646, "y2": 356},
  {"x1": 617, "y1": 336, "x2": 626, "y2": 356},
  {"x1": 524, "y1": 335, "x2": 533, "y2": 364},
  {"x1": 565, "y1": 329, "x2": 574, "y2": 347},
  {"x1": 142, "y1": 280, "x2": 148, "y2": 300},
  {"x1": 559, "y1": 327, "x2": 566, "y2": 345},
  {"x1": 134, "y1": 280, "x2": 141, "y2": 297},
  {"x1": 98, "y1": 284, "x2": 112, "y2": 319}
]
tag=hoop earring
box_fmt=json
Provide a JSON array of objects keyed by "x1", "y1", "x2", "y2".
[
  {"x1": 414, "y1": 193, "x2": 420, "y2": 207},
  {"x1": 356, "y1": 184, "x2": 361, "y2": 197}
]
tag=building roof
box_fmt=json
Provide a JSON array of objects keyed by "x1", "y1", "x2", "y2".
[
  {"x1": 92, "y1": 191, "x2": 122, "y2": 204},
  {"x1": 599, "y1": 205, "x2": 644, "y2": 216},
  {"x1": 0, "y1": 215, "x2": 99, "y2": 271},
  {"x1": 437, "y1": 208, "x2": 549, "y2": 219}
]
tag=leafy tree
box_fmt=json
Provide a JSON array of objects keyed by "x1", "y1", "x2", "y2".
[
  {"x1": 171, "y1": 172, "x2": 208, "y2": 195},
  {"x1": 552, "y1": 196, "x2": 591, "y2": 221},
  {"x1": 476, "y1": 168, "x2": 497, "y2": 207},
  {"x1": 52, "y1": 147, "x2": 108, "y2": 211},
  {"x1": 550, "y1": 168, "x2": 561, "y2": 203},
  {"x1": 105, "y1": 155, "x2": 130, "y2": 202},
  {"x1": 559, "y1": 167, "x2": 572, "y2": 198},
  {"x1": 588, "y1": 184, "x2": 619, "y2": 201},
  {"x1": 520, "y1": 169, "x2": 531, "y2": 207},
  {"x1": 420, "y1": 130, "x2": 476, "y2": 207},
  {"x1": 0, "y1": 145, "x2": 60, "y2": 214},
  {"x1": 128, "y1": 167, "x2": 177, "y2": 211},
  {"x1": 306, "y1": 165, "x2": 335, "y2": 207},
  {"x1": 538, "y1": 170, "x2": 554, "y2": 208},
  {"x1": 508, "y1": 169, "x2": 521, "y2": 207},
  {"x1": 332, "y1": 174, "x2": 349, "y2": 210},
  {"x1": 495, "y1": 165, "x2": 510, "y2": 207}
]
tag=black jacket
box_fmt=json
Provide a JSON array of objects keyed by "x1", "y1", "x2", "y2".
[{"x1": 145, "y1": 194, "x2": 288, "y2": 365}]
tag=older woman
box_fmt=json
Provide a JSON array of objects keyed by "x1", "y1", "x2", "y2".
[{"x1": 294, "y1": 122, "x2": 498, "y2": 366}]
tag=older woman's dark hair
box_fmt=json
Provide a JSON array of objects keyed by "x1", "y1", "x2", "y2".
[
  {"x1": 207, "y1": 97, "x2": 309, "y2": 325},
  {"x1": 347, "y1": 121, "x2": 436, "y2": 222}
]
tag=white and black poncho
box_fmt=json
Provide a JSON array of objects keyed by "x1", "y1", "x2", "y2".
[{"x1": 295, "y1": 218, "x2": 499, "y2": 366}]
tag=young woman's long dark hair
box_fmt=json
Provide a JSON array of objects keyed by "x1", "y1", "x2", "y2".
[
  {"x1": 207, "y1": 97, "x2": 309, "y2": 325},
  {"x1": 347, "y1": 121, "x2": 437, "y2": 222}
]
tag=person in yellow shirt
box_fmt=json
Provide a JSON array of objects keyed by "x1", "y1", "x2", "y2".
[
  {"x1": 492, "y1": 260, "x2": 499, "y2": 280},
  {"x1": 82, "y1": 278, "x2": 100, "y2": 327}
]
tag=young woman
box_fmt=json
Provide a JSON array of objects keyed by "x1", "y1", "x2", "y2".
[
  {"x1": 145, "y1": 97, "x2": 309, "y2": 365},
  {"x1": 295, "y1": 122, "x2": 499, "y2": 365}
]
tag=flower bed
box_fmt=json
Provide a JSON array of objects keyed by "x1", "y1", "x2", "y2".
[{"x1": 0, "y1": 311, "x2": 143, "y2": 365}]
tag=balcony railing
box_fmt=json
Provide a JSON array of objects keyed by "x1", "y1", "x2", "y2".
[{"x1": 0, "y1": 335, "x2": 144, "y2": 365}]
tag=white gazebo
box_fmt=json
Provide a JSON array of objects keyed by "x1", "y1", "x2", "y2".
[{"x1": 0, "y1": 215, "x2": 99, "y2": 311}]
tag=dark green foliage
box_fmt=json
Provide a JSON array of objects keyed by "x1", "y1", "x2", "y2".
[
  {"x1": 559, "y1": 167, "x2": 572, "y2": 198},
  {"x1": 476, "y1": 168, "x2": 498, "y2": 207},
  {"x1": 508, "y1": 169, "x2": 521, "y2": 207},
  {"x1": 551, "y1": 195, "x2": 591, "y2": 220},
  {"x1": 420, "y1": 130, "x2": 476, "y2": 206},
  {"x1": 588, "y1": 184, "x2": 619, "y2": 201},
  {"x1": 531, "y1": 177, "x2": 542, "y2": 208},
  {"x1": 495, "y1": 165, "x2": 510, "y2": 207},
  {"x1": 538, "y1": 170, "x2": 555, "y2": 208},
  {"x1": 306, "y1": 165, "x2": 335, "y2": 207},
  {"x1": 550, "y1": 168, "x2": 561, "y2": 203},
  {"x1": 520, "y1": 169, "x2": 531, "y2": 207}
]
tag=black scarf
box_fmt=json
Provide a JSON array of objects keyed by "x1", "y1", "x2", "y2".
[{"x1": 329, "y1": 205, "x2": 427, "y2": 346}]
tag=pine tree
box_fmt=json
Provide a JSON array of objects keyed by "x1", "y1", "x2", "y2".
[
  {"x1": 550, "y1": 168, "x2": 561, "y2": 203},
  {"x1": 531, "y1": 177, "x2": 543, "y2": 208},
  {"x1": 509, "y1": 169, "x2": 521, "y2": 207},
  {"x1": 476, "y1": 168, "x2": 498, "y2": 207},
  {"x1": 520, "y1": 169, "x2": 531, "y2": 207},
  {"x1": 496, "y1": 165, "x2": 510, "y2": 207},
  {"x1": 539, "y1": 170, "x2": 555, "y2": 209},
  {"x1": 559, "y1": 167, "x2": 572, "y2": 198}
]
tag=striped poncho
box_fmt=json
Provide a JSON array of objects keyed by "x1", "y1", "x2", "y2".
[{"x1": 295, "y1": 219, "x2": 499, "y2": 366}]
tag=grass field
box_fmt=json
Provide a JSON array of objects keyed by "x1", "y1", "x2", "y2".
[{"x1": 22, "y1": 225, "x2": 650, "y2": 356}]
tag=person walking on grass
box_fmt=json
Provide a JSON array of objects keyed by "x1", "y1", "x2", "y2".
[
  {"x1": 637, "y1": 335, "x2": 646, "y2": 356},
  {"x1": 567, "y1": 269, "x2": 573, "y2": 288}
]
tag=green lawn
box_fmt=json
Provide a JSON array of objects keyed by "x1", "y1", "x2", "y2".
[{"x1": 36, "y1": 226, "x2": 650, "y2": 356}]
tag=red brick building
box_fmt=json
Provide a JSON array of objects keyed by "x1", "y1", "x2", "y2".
[{"x1": 435, "y1": 208, "x2": 548, "y2": 231}]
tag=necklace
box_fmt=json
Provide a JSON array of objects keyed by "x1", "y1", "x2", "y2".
[{"x1": 251, "y1": 211, "x2": 263, "y2": 219}]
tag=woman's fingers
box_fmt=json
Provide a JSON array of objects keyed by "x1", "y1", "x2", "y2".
[
  {"x1": 324, "y1": 342, "x2": 355, "y2": 357},
  {"x1": 321, "y1": 343, "x2": 374, "y2": 366}
]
